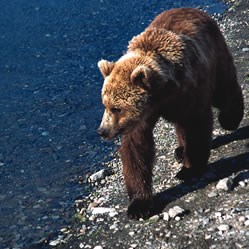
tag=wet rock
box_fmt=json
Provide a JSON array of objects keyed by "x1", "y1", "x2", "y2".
[
  {"x1": 216, "y1": 177, "x2": 233, "y2": 191},
  {"x1": 49, "y1": 239, "x2": 61, "y2": 246},
  {"x1": 88, "y1": 169, "x2": 112, "y2": 182}
]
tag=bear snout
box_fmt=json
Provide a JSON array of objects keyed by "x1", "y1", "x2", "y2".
[{"x1": 97, "y1": 126, "x2": 110, "y2": 140}]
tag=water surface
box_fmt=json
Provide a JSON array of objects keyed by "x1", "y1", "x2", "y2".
[{"x1": 0, "y1": 0, "x2": 226, "y2": 247}]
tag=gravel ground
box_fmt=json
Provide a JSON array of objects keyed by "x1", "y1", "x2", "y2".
[{"x1": 36, "y1": 0, "x2": 249, "y2": 248}]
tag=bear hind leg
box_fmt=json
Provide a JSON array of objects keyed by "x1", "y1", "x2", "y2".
[
  {"x1": 213, "y1": 57, "x2": 244, "y2": 130},
  {"x1": 175, "y1": 108, "x2": 213, "y2": 181}
]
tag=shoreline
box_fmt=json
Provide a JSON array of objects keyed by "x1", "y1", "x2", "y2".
[{"x1": 40, "y1": 0, "x2": 249, "y2": 248}]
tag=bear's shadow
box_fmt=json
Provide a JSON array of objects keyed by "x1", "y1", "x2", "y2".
[{"x1": 152, "y1": 125, "x2": 249, "y2": 215}]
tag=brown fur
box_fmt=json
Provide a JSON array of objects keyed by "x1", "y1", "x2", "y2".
[{"x1": 98, "y1": 8, "x2": 244, "y2": 219}]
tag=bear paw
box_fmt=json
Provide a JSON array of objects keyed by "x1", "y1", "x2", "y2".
[
  {"x1": 174, "y1": 146, "x2": 184, "y2": 163},
  {"x1": 175, "y1": 166, "x2": 207, "y2": 182},
  {"x1": 218, "y1": 110, "x2": 242, "y2": 131},
  {"x1": 127, "y1": 198, "x2": 154, "y2": 220}
]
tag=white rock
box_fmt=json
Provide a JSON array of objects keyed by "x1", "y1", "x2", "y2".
[
  {"x1": 238, "y1": 181, "x2": 246, "y2": 187},
  {"x1": 218, "y1": 224, "x2": 230, "y2": 231},
  {"x1": 244, "y1": 220, "x2": 249, "y2": 226},
  {"x1": 93, "y1": 246, "x2": 103, "y2": 249},
  {"x1": 49, "y1": 240, "x2": 61, "y2": 246},
  {"x1": 89, "y1": 169, "x2": 111, "y2": 182},
  {"x1": 208, "y1": 191, "x2": 218, "y2": 198},
  {"x1": 92, "y1": 207, "x2": 116, "y2": 215},
  {"x1": 110, "y1": 224, "x2": 118, "y2": 230},
  {"x1": 168, "y1": 206, "x2": 185, "y2": 218},
  {"x1": 163, "y1": 212, "x2": 169, "y2": 221},
  {"x1": 216, "y1": 177, "x2": 233, "y2": 191},
  {"x1": 242, "y1": 47, "x2": 249, "y2": 52},
  {"x1": 129, "y1": 231, "x2": 135, "y2": 236},
  {"x1": 149, "y1": 215, "x2": 160, "y2": 223},
  {"x1": 109, "y1": 211, "x2": 118, "y2": 218},
  {"x1": 130, "y1": 244, "x2": 137, "y2": 248}
]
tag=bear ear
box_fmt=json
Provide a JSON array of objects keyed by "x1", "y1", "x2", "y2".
[
  {"x1": 130, "y1": 65, "x2": 152, "y2": 89},
  {"x1": 98, "y1": 59, "x2": 115, "y2": 78}
]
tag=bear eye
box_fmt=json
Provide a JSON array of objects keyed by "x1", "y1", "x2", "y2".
[{"x1": 110, "y1": 107, "x2": 121, "y2": 114}]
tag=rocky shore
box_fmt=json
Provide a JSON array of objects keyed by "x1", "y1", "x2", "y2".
[{"x1": 41, "y1": 1, "x2": 249, "y2": 248}]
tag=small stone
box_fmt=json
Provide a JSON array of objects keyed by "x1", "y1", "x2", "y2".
[
  {"x1": 88, "y1": 202, "x2": 98, "y2": 210},
  {"x1": 175, "y1": 216, "x2": 181, "y2": 221},
  {"x1": 93, "y1": 246, "x2": 103, "y2": 249},
  {"x1": 163, "y1": 212, "x2": 169, "y2": 221},
  {"x1": 92, "y1": 207, "x2": 116, "y2": 215},
  {"x1": 242, "y1": 47, "x2": 249, "y2": 52},
  {"x1": 208, "y1": 191, "x2": 218, "y2": 198},
  {"x1": 89, "y1": 215, "x2": 96, "y2": 221},
  {"x1": 41, "y1": 131, "x2": 49, "y2": 136},
  {"x1": 129, "y1": 231, "x2": 135, "y2": 236},
  {"x1": 109, "y1": 211, "x2": 118, "y2": 217},
  {"x1": 88, "y1": 169, "x2": 112, "y2": 182},
  {"x1": 49, "y1": 240, "x2": 61, "y2": 246},
  {"x1": 80, "y1": 225, "x2": 87, "y2": 234},
  {"x1": 149, "y1": 215, "x2": 160, "y2": 223},
  {"x1": 238, "y1": 216, "x2": 246, "y2": 222},
  {"x1": 218, "y1": 224, "x2": 230, "y2": 232},
  {"x1": 110, "y1": 224, "x2": 118, "y2": 230},
  {"x1": 168, "y1": 206, "x2": 185, "y2": 218},
  {"x1": 238, "y1": 181, "x2": 246, "y2": 187},
  {"x1": 244, "y1": 220, "x2": 249, "y2": 226},
  {"x1": 216, "y1": 177, "x2": 233, "y2": 191},
  {"x1": 130, "y1": 244, "x2": 137, "y2": 248},
  {"x1": 205, "y1": 234, "x2": 211, "y2": 240}
]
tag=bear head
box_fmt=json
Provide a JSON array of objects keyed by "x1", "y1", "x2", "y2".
[{"x1": 98, "y1": 29, "x2": 185, "y2": 140}]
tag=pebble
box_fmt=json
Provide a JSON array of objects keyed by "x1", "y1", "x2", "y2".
[
  {"x1": 244, "y1": 220, "x2": 249, "y2": 227},
  {"x1": 129, "y1": 231, "x2": 135, "y2": 236},
  {"x1": 242, "y1": 47, "x2": 249, "y2": 52},
  {"x1": 109, "y1": 210, "x2": 118, "y2": 218},
  {"x1": 168, "y1": 206, "x2": 185, "y2": 218},
  {"x1": 216, "y1": 177, "x2": 233, "y2": 191},
  {"x1": 49, "y1": 240, "x2": 61, "y2": 246},
  {"x1": 218, "y1": 224, "x2": 230, "y2": 232},
  {"x1": 149, "y1": 215, "x2": 160, "y2": 223},
  {"x1": 130, "y1": 244, "x2": 137, "y2": 248},
  {"x1": 88, "y1": 169, "x2": 112, "y2": 182},
  {"x1": 208, "y1": 191, "x2": 218, "y2": 198},
  {"x1": 110, "y1": 224, "x2": 118, "y2": 230},
  {"x1": 238, "y1": 181, "x2": 246, "y2": 187},
  {"x1": 92, "y1": 207, "x2": 116, "y2": 215},
  {"x1": 163, "y1": 212, "x2": 169, "y2": 221},
  {"x1": 93, "y1": 246, "x2": 103, "y2": 249}
]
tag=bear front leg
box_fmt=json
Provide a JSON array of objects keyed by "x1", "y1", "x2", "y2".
[
  {"x1": 176, "y1": 108, "x2": 213, "y2": 181},
  {"x1": 119, "y1": 122, "x2": 155, "y2": 220}
]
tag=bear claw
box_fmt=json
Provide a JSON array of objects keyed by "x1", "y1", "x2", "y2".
[
  {"x1": 175, "y1": 166, "x2": 207, "y2": 182},
  {"x1": 127, "y1": 198, "x2": 154, "y2": 220}
]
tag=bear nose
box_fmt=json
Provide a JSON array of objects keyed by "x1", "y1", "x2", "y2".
[{"x1": 97, "y1": 127, "x2": 109, "y2": 139}]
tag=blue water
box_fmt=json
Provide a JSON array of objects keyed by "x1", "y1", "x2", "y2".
[{"x1": 0, "y1": 0, "x2": 226, "y2": 248}]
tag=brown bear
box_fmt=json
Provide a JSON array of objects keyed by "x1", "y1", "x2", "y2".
[{"x1": 97, "y1": 8, "x2": 244, "y2": 219}]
